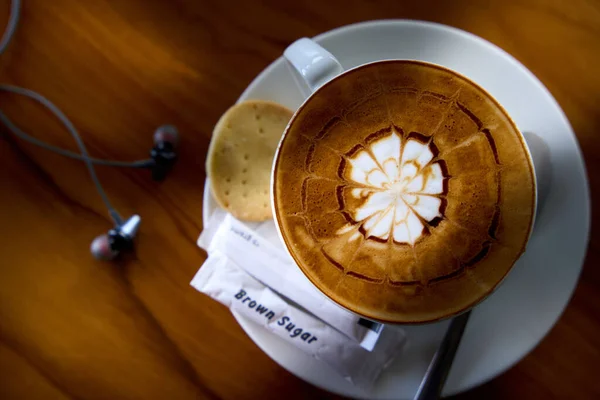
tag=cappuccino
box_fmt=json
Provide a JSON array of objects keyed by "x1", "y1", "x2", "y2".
[{"x1": 273, "y1": 61, "x2": 535, "y2": 323}]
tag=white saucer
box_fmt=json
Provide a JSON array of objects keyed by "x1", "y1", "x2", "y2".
[{"x1": 202, "y1": 20, "x2": 590, "y2": 399}]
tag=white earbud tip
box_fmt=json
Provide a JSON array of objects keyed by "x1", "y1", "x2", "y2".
[
  {"x1": 90, "y1": 234, "x2": 117, "y2": 261},
  {"x1": 120, "y1": 215, "x2": 141, "y2": 239},
  {"x1": 153, "y1": 125, "x2": 179, "y2": 147}
]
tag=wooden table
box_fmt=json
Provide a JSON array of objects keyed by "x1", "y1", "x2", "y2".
[{"x1": 1, "y1": 0, "x2": 598, "y2": 398}]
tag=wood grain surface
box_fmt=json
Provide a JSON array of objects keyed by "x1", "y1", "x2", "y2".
[{"x1": 1, "y1": 0, "x2": 599, "y2": 399}]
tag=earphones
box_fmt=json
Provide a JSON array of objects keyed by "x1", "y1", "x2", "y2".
[
  {"x1": 0, "y1": 0, "x2": 179, "y2": 261},
  {"x1": 86, "y1": 124, "x2": 179, "y2": 261}
]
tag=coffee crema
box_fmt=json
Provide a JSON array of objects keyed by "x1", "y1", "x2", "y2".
[{"x1": 273, "y1": 61, "x2": 535, "y2": 323}]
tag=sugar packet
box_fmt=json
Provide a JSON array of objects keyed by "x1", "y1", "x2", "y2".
[
  {"x1": 198, "y1": 209, "x2": 382, "y2": 350},
  {"x1": 191, "y1": 251, "x2": 405, "y2": 392}
]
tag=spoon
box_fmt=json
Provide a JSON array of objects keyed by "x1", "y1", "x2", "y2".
[{"x1": 414, "y1": 310, "x2": 472, "y2": 400}]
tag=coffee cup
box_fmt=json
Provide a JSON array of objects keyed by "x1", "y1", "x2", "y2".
[{"x1": 272, "y1": 38, "x2": 537, "y2": 324}]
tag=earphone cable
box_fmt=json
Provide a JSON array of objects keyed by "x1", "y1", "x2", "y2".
[
  {"x1": 0, "y1": 0, "x2": 151, "y2": 169},
  {"x1": 0, "y1": 0, "x2": 124, "y2": 225},
  {"x1": 0, "y1": 110, "x2": 152, "y2": 168},
  {"x1": 0, "y1": 0, "x2": 20, "y2": 56},
  {"x1": 0, "y1": 85, "x2": 124, "y2": 225}
]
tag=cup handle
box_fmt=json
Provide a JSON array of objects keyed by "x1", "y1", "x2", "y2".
[{"x1": 284, "y1": 38, "x2": 344, "y2": 95}]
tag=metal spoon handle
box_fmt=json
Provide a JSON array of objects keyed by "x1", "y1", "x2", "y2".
[{"x1": 414, "y1": 310, "x2": 471, "y2": 400}]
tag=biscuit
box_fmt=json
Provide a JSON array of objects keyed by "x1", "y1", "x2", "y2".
[{"x1": 207, "y1": 100, "x2": 293, "y2": 221}]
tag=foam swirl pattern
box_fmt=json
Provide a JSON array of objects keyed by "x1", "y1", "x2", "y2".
[{"x1": 273, "y1": 61, "x2": 535, "y2": 323}]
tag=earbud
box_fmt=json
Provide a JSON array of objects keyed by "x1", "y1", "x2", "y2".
[
  {"x1": 153, "y1": 124, "x2": 179, "y2": 147},
  {"x1": 90, "y1": 215, "x2": 141, "y2": 261},
  {"x1": 89, "y1": 125, "x2": 179, "y2": 261},
  {"x1": 149, "y1": 124, "x2": 179, "y2": 181}
]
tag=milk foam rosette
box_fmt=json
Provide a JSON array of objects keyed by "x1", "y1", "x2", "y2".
[{"x1": 339, "y1": 128, "x2": 446, "y2": 245}]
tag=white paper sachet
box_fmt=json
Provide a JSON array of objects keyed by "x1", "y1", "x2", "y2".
[
  {"x1": 191, "y1": 251, "x2": 405, "y2": 392},
  {"x1": 197, "y1": 209, "x2": 382, "y2": 350}
]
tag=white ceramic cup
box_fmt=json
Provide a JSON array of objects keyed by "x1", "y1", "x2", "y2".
[{"x1": 273, "y1": 37, "x2": 539, "y2": 323}]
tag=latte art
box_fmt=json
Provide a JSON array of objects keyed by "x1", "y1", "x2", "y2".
[
  {"x1": 273, "y1": 61, "x2": 536, "y2": 323},
  {"x1": 340, "y1": 129, "x2": 446, "y2": 244}
]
